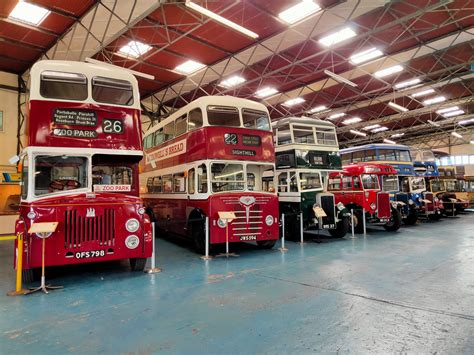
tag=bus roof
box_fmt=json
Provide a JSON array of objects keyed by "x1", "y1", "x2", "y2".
[
  {"x1": 271, "y1": 116, "x2": 336, "y2": 129},
  {"x1": 340, "y1": 143, "x2": 410, "y2": 154},
  {"x1": 29, "y1": 60, "x2": 140, "y2": 109},
  {"x1": 342, "y1": 163, "x2": 397, "y2": 176}
]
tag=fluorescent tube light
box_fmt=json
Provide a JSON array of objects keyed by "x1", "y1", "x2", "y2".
[
  {"x1": 283, "y1": 97, "x2": 305, "y2": 106},
  {"x1": 350, "y1": 48, "x2": 383, "y2": 65},
  {"x1": 458, "y1": 118, "x2": 474, "y2": 125},
  {"x1": 350, "y1": 129, "x2": 366, "y2": 137},
  {"x1": 219, "y1": 75, "x2": 246, "y2": 88},
  {"x1": 394, "y1": 78, "x2": 421, "y2": 89},
  {"x1": 342, "y1": 117, "x2": 362, "y2": 125},
  {"x1": 423, "y1": 96, "x2": 446, "y2": 105},
  {"x1": 411, "y1": 88, "x2": 435, "y2": 98},
  {"x1": 443, "y1": 110, "x2": 464, "y2": 118},
  {"x1": 388, "y1": 102, "x2": 409, "y2": 112},
  {"x1": 436, "y1": 106, "x2": 459, "y2": 114},
  {"x1": 278, "y1": 0, "x2": 321, "y2": 24},
  {"x1": 308, "y1": 105, "x2": 327, "y2": 113},
  {"x1": 372, "y1": 127, "x2": 388, "y2": 133},
  {"x1": 363, "y1": 124, "x2": 380, "y2": 131},
  {"x1": 118, "y1": 40, "x2": 152, "y2": 58},
  {"x1": 328, "y1": 112, "x2": 345, "y2": 120},
  {"x1": 319, "y1": 27, "x2": 356, "y2": 47},
  {"x1": 451, "y1": 132, "x2": 462, "y2": 138},
  {"x1": 324, "y1": 70, "x2": 357, "y2": 87},
  {"x1": 255, "y1": 87, "x2": 278, "y2": 98},
  {"x1": 384, "y1": 139, "x2": 396, "y2": 144},
  {"x1": 391, "y1": 133, "x2": 405, "y2": 138},
  {"x1": 427, "y1": 120, "x2": 440, "y2": 127},
  {"x1": 374, "y1": 65, "x2": 403, "y2": 78},
  {"x1": 185, "y1": 1, "x2": 259, "y2": 38},
  {"x1": 470, "y1": 141, "x2": 474, "y2": 145},
  {"x1": 9, "y1": 1, "x2": 50, "y2": 25},
  {"x1": 174, "y1": 60, "x2": 206, "y2": 74}
]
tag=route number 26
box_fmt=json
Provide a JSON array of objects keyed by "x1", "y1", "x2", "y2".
[{"x1": 103, "y1": 119, "x2": 123, "y2": 134}]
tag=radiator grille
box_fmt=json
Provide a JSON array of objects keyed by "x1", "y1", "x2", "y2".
[
  {"x1": 220, "y1": 196, "x2": 269, "y2": 236},
  {"x1": 423, "y1": 192, "x2": 434, "y2": 211},
  {"x1": 320, "y1": 195, "x2": 336, "y2": 226},
  {"x1": 377, "y1": 192, "x2": 391, "y2": 219},
  {"x1": 64, "y1": 209, "x2": 115, "y2": 249}
]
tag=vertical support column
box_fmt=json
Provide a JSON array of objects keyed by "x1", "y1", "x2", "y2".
[
  {"x1": 362, "y1": 208, "x2": 367, "y2": 236},
  {"x1": 7, "y1": 232, "x2": 28, "y2": 296},
  {"x1": 350, "y1": 209, "x2": 355, "y2": 238},
  {"x1": 299, "y1": 212, "x2": 304, "y2": 243},
  {"x1": 146, "y1": 222, "x2": 161, "y2": 273},
  {"x1": 201, "y1": 216, "x2": 212, "y2": 260},
  {"x1": 279, "y1": 213, "x2": 287, "y2": 252}
]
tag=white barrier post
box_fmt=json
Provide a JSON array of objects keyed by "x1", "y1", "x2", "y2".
[
  {"x1": 350, "y1": 209, "x2": 355, "y2": 238},
  {"x1": 362, "y1": 208, "x2": 367, "y2": 236},
  {"x1": 146, "y1": 222, "x2": 162, "y2": 273},
  {"x1": 201, "y1": 216, "x2": 212, "y2": 260},
  {"x1": 279, "y1": 213, "x2": 287, "y2": 252},
  {"x1": 299, "y1": 212, "x2": 304, "y2": 244}
]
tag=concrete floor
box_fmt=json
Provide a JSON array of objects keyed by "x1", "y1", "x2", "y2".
[{"x1": 0, "y1": 215, "x2": 473, "y2": 354}]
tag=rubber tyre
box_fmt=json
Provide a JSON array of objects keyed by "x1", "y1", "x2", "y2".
[
  {"x1": 329, "y1": 217, "x2": 349, "y2": 238},
  {"x1": 256, "y1": 239, "x2": 277, "y2": 249},
  {"x1": 384, "y1": 208, "x2": 402, "y2": 232},
  {"x1": 428, "y1": 213, "x2": 442, "y2": 221},
  {"x1": 130, "y1": 257, "x2": 147, "y2": 271},
  {"x1": 281, "y1": 208, "x2": 301, "y2": 241},
  {"x1": 403, "y1": 209, "x2": 418, "y2": 225},
  {"x1": 192, "y1": 221, "x2": 209, "y2": 254},
  {"x1": 22, "y1": 268, "x2": 38, "y2": 283},
  {"x1": 350, "y1": 210, "x2": 364, "y2": 234}
]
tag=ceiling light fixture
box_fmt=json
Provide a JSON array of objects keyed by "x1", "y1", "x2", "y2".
[
  {"x1": 372, "y1": 127, "x2": 389, "y2": 133},
  {"x1": 283, "y1": 97, "x2": 305, "y2": 106},
  {"x1": 324, "y1": 70, "x2": 358, "y2": 87},
  {"x1": 350, "y1": 129, "x2": 367, "y2": 137},
  {"x1": 423, "y1": 96, "x2": 446, "y2": 105},
  {"x1": 308, "y1": 105, "x2": 327, "y2": 113},
  {"x1": 384, "y1": 139, "x2": 396, "y2": 144},
  {"x1": 9, "y1": 1, "x2": 50, "y2": 26},
  {"x1": 174, "y1": 60, "x2": 206, "y2": 75},
  {"x1": 363, "y1": 124, "x2": 380, "y2": 130},
  {"x1": 328, "y1": 112, "x2": 346, "y2": 120},
  {"x1": 319, "y1": 27, "x2": 356, "y2": 47},
  {"x1": 391, "y1": 133, "x2": 405, "y2": 138},
  {"x1": 388, "y1": 102, "x2": 409, "y2": 112},
  {"x1": 118, "y1": 40, "x2": 152, "y2": 58},
  {"x1": 411, "y1": 88, "x2": 435, "y2": 98},
  {"x1": 436, "y1": 106, "x2": 459, "y2": 114},
  {"x1": 255, "y1": 87, "x2": 278, "y2": 98},
  {"x1": 394, "y1": 78, "x2": 421, "y2": 89},
  {"x1": 443, "y1": 109, "x2": 465, "y2": 118},
  {"x1": 350, "y1": 48, "x2": 383, "y2": 65},
  {"x1": 342, "y1": 117, "x2": 362, "y2": 125},
  {"x1": 185, "y1": 1, "x2": 259, "y2": 38},
  {"x1": 427, "y1": 120, "x2": 440, "y2": 127},
  {"x1": 470, "y1": 141, "x2": 474, "y2": 145},
  {"x1": 219, "y1": 75, "x2": 246, "y2": 88},
  {"x1": 374, "y1": 65, "x2": 403, "y2": 78},
  {"x1": 451, "y1": 132, "x2": 462, "y2": 138},
  {"x1": 278, "y1": 0, "x2": 322, "y2": 24},
  {"x1": 458, "y1": 117, "x2": 474, "y2": 125}
]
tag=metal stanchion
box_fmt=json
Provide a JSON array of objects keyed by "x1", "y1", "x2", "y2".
[
  {"x1": 216, "y1": 215, "x2": 238, "y2": 258},
  {"x1": 146, "y1": 222, "x2": 162, "y2": 274},
  {"x1": 299, "y1": 212, "x2": 304, "y2": 244},
  {"x1": 201, "y1": 217, "x2": 212, "y2": 260},
  {"x1": 278, "y1": 213, "x2": 287, "y2": 252},
  {"x1": 362, "y1": 208, "x2": 367, "y2": 236},
  {"x1": 7, "y1": 232, "x2": 28, "y2": 296},
  {"x1": 350, "y1": 209, "x2": 355, "y2": 239}
]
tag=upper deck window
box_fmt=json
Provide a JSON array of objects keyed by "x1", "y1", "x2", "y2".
[
  {"x1": 379, "y1": 149, "x2": 396, "y2": 161},
  {"x1": 276, "y1": 125, "x2": 291, "y2": 145},
  {"x1": 361, "y1": 174, "x2": 379, "y2": 189},
  {"x1": 92, "y1": 76, "x2": 134, "y2": 106},
  {"x1": 293, "y1": 125, "x2": 315, "y2": 144},
  {"x1": 300, "y1": 172, "x2": 322, "y2": 190},
  {"x1": 40, "y1": 71, "x2": 87, "y2": 101},
  {"x1": 188, "y1": 108, "x2": 203, "y2": 130},
  {"x1": 396, "y1": 150, "x2": 411, "y2": 161},
  {"x1": 242, "y1": 109, "x2": 270, "y2": 131},
  {"x1": 207, "y1": 106, "x2": 240, "y2": 127},
  {"x1": 175, "y1": 115, "x2": 187, "y2": 136},
  {"x1": 315, "y1": 127, "x2": 337, "y2": 146},
  {"x1": 143, "y1": 134, "x2": 153, "y2": 150}
]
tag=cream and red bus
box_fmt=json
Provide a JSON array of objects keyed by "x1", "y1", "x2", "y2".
[{"x1": 140, "y1": 96, "x2": 279, "y2": 253}]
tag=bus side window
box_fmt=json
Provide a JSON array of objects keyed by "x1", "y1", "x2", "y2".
[
  {"x1": 153, "y1": 176, "x2": 162, "y2": 193},
  {"x1": 188, "y1": 108, "x2": 203, "y2": 131},
  {"x1": 174, "y1": 172, "x2": 186, "y2": 193},
  {"x1": 353, "y1": 176, "x2": 361, "y2": 189},
  {"x1": 188, "y1": 168, "x2": 195, "y2": 194},
  {"x1": 247, "y1": 173, "x2": 255, "y2": 191},
  {"x1": 278, "y1": 172, "x2": 287, "y2": 192},
  {"x1": 143, "y1": 135, "x2": 152, "y2": 150},
  {"x1": 352, "y1": 151, "x2": 364, "y2": 163},
  {"x1": 197, "y1": 164, "x2": 207, "y2": 193},
  {"x1": 163, "y1": 175, "x2": 172, "y2": 193},
  {"x1": 21, "y1": 155, "x2": 29, "y2": 199},
  {"x1": 154, "y1": 129, "x2": 165, "y2": 146},
  {"x1": 342, "y1": 176, "x2": 352, "y2": 189},
  {"x1": 163, "y1": 122, "x2": 174, "y2": 142},
  {"x1": 341, "y1": 153, "x2": 351, "y2": 164},
  {"x1": 365, "y1": 149, "x2": 376, "y2": 162},
  {"x1": 146, "y1": 177, "x2": 153, "y2": 193},
  {"x1": 401, "y1": 177, "x2": 409, "y2": 192},
  {"x1": 289, "y1": 174, "x2": 298, "y2": 192},
  {"x1": 175, "y1": 115, "x2": 187, "y2": 137}
]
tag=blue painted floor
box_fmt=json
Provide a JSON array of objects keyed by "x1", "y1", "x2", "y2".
[{"x1": 1, "y1": 215, "x2": 473, "y2": 353}]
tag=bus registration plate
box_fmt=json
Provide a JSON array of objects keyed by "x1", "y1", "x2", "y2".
[
  {"x1": 239, "y1": 235, "x2": 257, "y2": 241},
  {"x1": 75, "y1": 250, "x2": 106, "y2": 259}
]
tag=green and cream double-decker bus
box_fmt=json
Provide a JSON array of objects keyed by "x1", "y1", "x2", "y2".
[{"x1": 272, "y1": 117, "x2": 349, "y2": 239}]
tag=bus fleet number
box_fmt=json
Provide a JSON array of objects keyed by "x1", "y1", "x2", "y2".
[{"x1": 103, "y1": 119, "x2": 123, "y2": 134}]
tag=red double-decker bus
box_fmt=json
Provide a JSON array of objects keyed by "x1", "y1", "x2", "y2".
[
  {"x1": 15, "y1": 60, "x2": 152, "y2": 281},
  {"x1": 140, "y1": 96, "x2": 279, "y2": 253}
]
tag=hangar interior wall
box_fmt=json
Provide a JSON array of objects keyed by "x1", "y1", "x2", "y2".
[{"x1": 0, "y1": 71, "x2": 19, "y2": 169}]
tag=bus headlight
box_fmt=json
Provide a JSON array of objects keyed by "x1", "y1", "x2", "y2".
[
  {"x1": 265, "y1": 215, "x2": 274, "y2": 226},
  {"x1": 408, "y1": 199, "x2": 414, "y2": 205},
  {"x1": 138, "y1": 207, "x2": 145, "y2": 215},
  {"x1": 126, "y1": 218, "x2": 140, "y2": 232},
  {"x1": 217, "y1": 218, "x2": 227, "y2": 228},
  {"x1": 27, "y1": 211, "x2": 37, "y2": 219},
  {"x1": 336, "y1": 202, "x2": 345, "y2": 211},
  {"x1": 370, "y1": 203, "x2": 376, "y2": 210},
  {"x1": 125, "y1": 235, "x2": 140, "y2": 249}
]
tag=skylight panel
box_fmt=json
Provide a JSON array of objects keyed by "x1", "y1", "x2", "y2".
[
  {"x1": 118, "y1": 41, "x2": 152, "y2": 58},
  {"x1": 319, "y1": 27, "x2": 356, "y2": 47},
  {"x1": 342, "y1": 117, "x2": 362, "y2": 125},
  {"x1": 350, "y1": 129, "x2": 366, "y2": 137},
  {"x1": 308, "y1": 105, "x2": 327, "y2": 113},
  {"x1": 423, "y1": 96, "x2": 446, "y2": 105},
  {"x1": 174, "y1": 60, "x2": 206, "y2": 75},
  {"x1": 255, "y1": 87, "x2": 278, "y2": 98},
  {"x1": 9, "y1": 1, "x2": 50, "y2": 26},
  {"x1": 388, "y1": 102, "x2": 409, "y2": 112},
  {"x1": 219, "y1": 75, "x2": 246, "y2": 88},
  {"x1": 373, "y1": 65, "x2": 403, "y2": 78},
  {"x1": 411, "y1": 88, "x2": 435, "y2": 98},
  {"x1": 283, "y1": 97, "x2": 305, "y2": 106},
  {"x1": 278, "y1": 0, "x2": 322, "y2": 24},
  {"x1": 394, "y1": 78, "x2": 421, "y2": 89},
  {"x1": 350, "y1": 48, "x2": 383, "y2": 65}
]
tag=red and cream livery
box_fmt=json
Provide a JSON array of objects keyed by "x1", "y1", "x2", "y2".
[
  {"x1": 15, "y1": 60, "x2": 152, "y2": 281},
  {"x1": 140, "y1": 96, "x2": 279, "y2": 252}
]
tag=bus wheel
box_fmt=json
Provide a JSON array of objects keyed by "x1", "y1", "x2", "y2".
[
  {"x1": 329, "y1": 217, "x2": 349, "y2": 238},
  {"x1": 403, "y1": 209, "x2": 417, "y2": 225},
  {"x1": 130, "y1": 258, "x2": 147, "y2": 271},
  {"x1": 22, "y1": 268, "x2": 38, "y2": 283},
  {"x1": 280, "y1": 208, "x2": 300, "y2": 240},
  {"x1": 192, "y1": 221, "x2": 209, "y2": 254},
  {"x1": 350, "y1": 210, "x2": 364, "y2": 234},
  {"x1": 256, "y1": 239, "x2": 276, "y2": 249},
  {"x1": 384, "y1": 208, "x2": 402, "y2": 232},
  {"x1": 428, "y1": 213, "x2": 441, "y2": 221}
]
